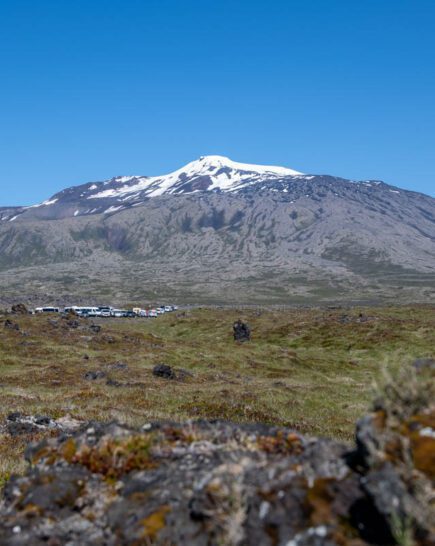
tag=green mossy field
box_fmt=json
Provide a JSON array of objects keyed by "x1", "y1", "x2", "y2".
[{"x1": 0, "y1": 305, "x2": 433, "y2": 479}]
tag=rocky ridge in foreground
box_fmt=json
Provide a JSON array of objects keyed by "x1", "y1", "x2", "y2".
[{"x1": 0, "y1": 375, "x2": 434, "y2": 545}]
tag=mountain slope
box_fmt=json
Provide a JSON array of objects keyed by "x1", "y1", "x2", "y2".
[{"x1": 0, "y1": 156, "x2": 434, "y2": 305}]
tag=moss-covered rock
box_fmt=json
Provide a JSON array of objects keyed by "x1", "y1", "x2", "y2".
[{"x1": 0, "y1": 373, "x2": 433, "y2": 545}]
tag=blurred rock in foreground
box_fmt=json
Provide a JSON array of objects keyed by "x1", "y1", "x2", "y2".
[{"x1": 0, "y1": 371, "x2": 433, "y2": 545}]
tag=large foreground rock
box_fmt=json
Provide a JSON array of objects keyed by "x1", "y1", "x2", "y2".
[{"x1": 0, "y1": 385, "x2": 433, "y2": 544}]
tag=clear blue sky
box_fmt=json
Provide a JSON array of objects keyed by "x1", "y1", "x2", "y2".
[{"x1": 1, "y1": 0, "x2": 434, "y2": 206}]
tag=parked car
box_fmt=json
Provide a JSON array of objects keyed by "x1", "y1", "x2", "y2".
[
  {"x1": 111, "y1": 309, "x2": 126, "y2": 318},
  {"x1": 33, "y1": 303, "x2": 176, "y2": 319},
  {"x1": 98, "y1": 307, "x2": 112, "y2": 317},
  {"x1": 35, "y1": 307, "x2": 60, "y2": 313}
]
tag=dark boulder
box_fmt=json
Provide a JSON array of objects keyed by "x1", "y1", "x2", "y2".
[
  {"x1": 7, "y1": 412, "x2": 23, "y2": 422},
  {"x1": 153, "y1": 364, "x2": 176, "y2": 380},
  {"x1": 11, "y1": 303, "x2": 28, "y2": 315},
  {"x1": 65, "y1": 319, "x2": 80, "y2": 329},
  {"x1": 4, "y1": 319, "x2": 19, "y2": 331},
  {"x1": 5, "y1": 414, "x2": 57, "y2": 436},
  {"x1": 89, "y1": 323, "x2": 101, "y2": 334},
  {"x1": 233, "y1": 319, "x2": 251, "y2": 341},
  {"x1": 34, "y1": 415, "x2": 52, "y2": 426},
  {"x1": 106, "y1": 378, "x2": 123, "y2": 387},
  {"x1": 6, "y1": 421, "x2": 40, "y2": 436}
]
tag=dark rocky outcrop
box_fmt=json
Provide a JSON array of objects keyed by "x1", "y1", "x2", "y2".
[
  {"x1": 233, "y1": 319, "x2": 251, "y2": 342},
  {"x1": 152, "y1": 364, "x2": 176, "y2": 380},
  {"x1": 151, "y1": 364, "x2": 191, "y2": 382},
  {"x1": 1, "y1": 413, "x2": 82, "y2": 437},
  {"x1": 65, "y1": 318, "x2": 80, "y2": 329},
  {"x1": 88, "y1": 323, "x2": 101, "y2": 334},
  {"x1": 10, "y1": 304, "x2": 28, "y2": 315},
  {"x1": 3, "y1": 319, "x2": 19, "y2": 331},
  {"x1": 105, "y1": 378, "x2": 123, "y2": 388},
  {"x1": 83, "y1": 370, "x2": 107, "y2": 381}
]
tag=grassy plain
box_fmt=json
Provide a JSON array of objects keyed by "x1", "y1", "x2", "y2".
[{"x1": 0, "y1": 305, "x2": 434, "y2": 481}]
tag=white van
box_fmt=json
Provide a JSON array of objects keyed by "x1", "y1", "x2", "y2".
[{"x1": 64, "y1": 306, "x2": 100, "y2": 317}]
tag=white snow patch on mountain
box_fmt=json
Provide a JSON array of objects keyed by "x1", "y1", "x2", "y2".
[
  {"x1": 88, "y1": 156, "x2": 303, "y2": 201},
  {"x1": 104, "y1": 205, "x2": 125, "y2": 214},
  {"x1": 25, "y1": 198, "x2": 59, "y2": 209}
]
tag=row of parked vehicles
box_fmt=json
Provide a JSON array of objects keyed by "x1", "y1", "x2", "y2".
[{"x1": 33, "y1": 305, "x2": 178, "y2": 318}]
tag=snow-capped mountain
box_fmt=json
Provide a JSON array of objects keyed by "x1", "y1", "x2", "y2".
[
  {"x1": 0, "y1": 155, "x2": 404, "y2": 222},
  {"x1": 1, "y1": 155, "x2": 309, "y2": 221},
  {"x1": 0, "y1": 155, "x2": 434, "y2": 305},
  {"x1": 0, "y1": 156, "x2": 302, "y2": 221}
]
